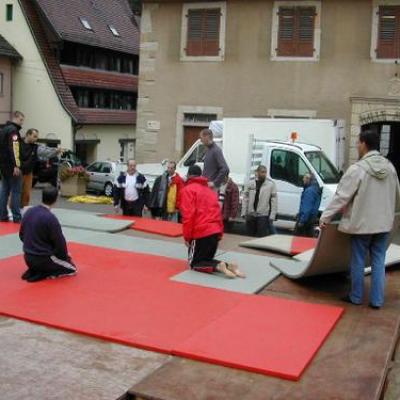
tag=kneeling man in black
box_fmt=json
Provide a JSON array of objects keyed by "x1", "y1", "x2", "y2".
[{"x1": 19, "y1": 187, "x2": 77, "y2": 282}]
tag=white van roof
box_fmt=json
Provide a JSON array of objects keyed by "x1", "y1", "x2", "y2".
[{"x1": 209, "y1": 120, "x2": 223, "y2": 138}]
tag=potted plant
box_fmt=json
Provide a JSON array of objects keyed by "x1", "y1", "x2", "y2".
[{"x1": 59, "y1": 165, "x2": 88, "y2": 197}]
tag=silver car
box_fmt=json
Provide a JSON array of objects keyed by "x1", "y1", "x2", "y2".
[{"x1": 86, "y1": 161, "x2": 127, "y2": 197}]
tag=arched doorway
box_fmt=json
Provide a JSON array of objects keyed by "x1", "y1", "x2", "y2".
[{"x1": 361, "y1": 121, "x2": 400, "y2": 177}]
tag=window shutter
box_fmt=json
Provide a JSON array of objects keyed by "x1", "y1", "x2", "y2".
[
  {"x1": 278, "y1": 7, "x2": 296, "y2": 56},
  {"x1": 297, "y1": 7, "x2": 315, "y2": 57},
  {"x1": 186, "y1": 8, "x2": 221, "y2": 56},
  {"x1": 377, "y1": 6, "x2": 400, "y2": 59},
  {"x1": 204, "y1": 9, "x2": 220, "y2": 56},
  {"x1": 277, "y1": 6, "x2": 315, "y2": 57}
]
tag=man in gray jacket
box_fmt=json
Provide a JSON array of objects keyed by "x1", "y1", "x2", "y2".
[
  {"x1": 200, "y1": 129, "x2": 229, "y2": 190},
  {"x1": 320, "y1": 130, "x2": 400, "y2": 309},
  {"x1": 242, "y1": 165, "x2": 278, "y2": 237}
]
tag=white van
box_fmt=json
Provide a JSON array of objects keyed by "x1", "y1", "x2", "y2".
[{"x1": 138, "y1": 118, "x2": 344, "y2": 229}]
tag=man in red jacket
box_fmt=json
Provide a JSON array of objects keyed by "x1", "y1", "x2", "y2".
[{"x1": 180, "y1": 165, "x2": 245, "y2": 278}]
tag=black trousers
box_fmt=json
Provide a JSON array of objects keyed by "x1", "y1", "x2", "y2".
[
  {"x1": 246, "y1": 215, "x2": 273, "y2": 237},
  {"x1": 123, "y1": 200, "x2": 144, "y2": 217},
  {"x1": 188, "y1": 234, "x2": 221, "y2": 273},
  {"x1": 294, "y1": 220, "x2": 315, "y2": 237},
  {"x1": 23, "y1": 253, "x2": 77, "y2": 282}
]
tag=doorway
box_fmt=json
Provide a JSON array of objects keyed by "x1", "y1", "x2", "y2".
[
  {"x1": 75, "y1": 141, "x2": 98, "y2": 166},
  {"x1": 183, "y1": 126, "x2": 203, "y2": 153},
  {"x1": 361, "y1": 122, "x2": 400, "y2": 176}
]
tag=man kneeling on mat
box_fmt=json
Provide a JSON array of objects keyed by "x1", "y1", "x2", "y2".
[
  {"x1": 180, "y1": 165, "x2": 245, "y2": 278},
  {"x1": 19, "y1": 187, "x2": 77, "y2": 282}
]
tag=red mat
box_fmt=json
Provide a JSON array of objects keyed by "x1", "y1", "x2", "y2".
[
  {"x1": 0, "y1": 243, "x2": 343, "y2": 380},
  {"x1": 291, "y1": 237, "x2": 317, "y2": 255},
  {"x1": 104, "y1": 215, "x2": 182, "y2": 237},
  {"x1": 174, "y1": 296, "x2": 343, "y2": 380},
  {"x1": 0, "y1": 222, "x2": 20, "y2": 236}
]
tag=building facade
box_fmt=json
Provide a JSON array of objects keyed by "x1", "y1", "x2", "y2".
[
  {"x1": 0, "y1": 34, "x2": 21, "y2": 126},
  {"x1": 136, "y1": 0, "x2": 400, "y2": 167},
  {"x1": 0, "y1": 0, "x2": 139, "y2": 165}
]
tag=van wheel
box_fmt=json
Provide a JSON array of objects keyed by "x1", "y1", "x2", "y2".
[{"x1": 104, "y1": 182, "x2": 113, "y2": 197}]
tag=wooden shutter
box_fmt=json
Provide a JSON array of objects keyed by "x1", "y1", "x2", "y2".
[
  {"x1": 277, "y1": 6, "x2": 315, "y2": 57},
  {"x1": 377, "y1": 6, "x2": 400, "y2": 59},
  {"x1": 278, "y1": 7, "x2": 296, "y2": 56},
  {"x1": 186, "y1": 8, "x2": 220, "y2": 56}
]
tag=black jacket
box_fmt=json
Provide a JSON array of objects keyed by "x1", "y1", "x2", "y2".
[
  {"x1": 20, "y1": 142, "x2": 38, "y2": 175},
  {"x1": 0, "y1": 121, "x2": 22, "y2": 178}
]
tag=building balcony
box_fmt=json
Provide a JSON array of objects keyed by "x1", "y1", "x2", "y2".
[
  {"x1": 77, "y1": 108, "x2": 136, "y2": 125},
  {"x1": 61, "y1": 65, "x2": 138, "y2": 93}
]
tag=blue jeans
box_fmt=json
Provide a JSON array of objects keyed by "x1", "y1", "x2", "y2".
[
  {"x1": 350, "y1": 233, "x2": 389, "y2": 307},
  {"x1": 0, "y1": 175, "x2": 22, "y2": 222}
]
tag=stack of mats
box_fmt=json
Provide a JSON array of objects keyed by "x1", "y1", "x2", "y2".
[
  {"x1": 240, "y1": 234, "x2": 317, "y2": 256},
  {"x1": 0, "y1": 241, "x2": 344, "y2": 380}
]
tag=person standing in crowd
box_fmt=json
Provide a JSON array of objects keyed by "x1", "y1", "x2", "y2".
[
  {"x1": 149, "y1": 161, "x2": 184, "y2": 221},
  {"x1": 114, "y1": 159, "x2": 149, "y2": 217},
  {"x1": 320, "y1": 130, "x2": 400, "y2": 309},
  {"x1": 20, "y1": 128, "x2": 63, "y2": 208},
  {"x1": 295, "y1": 173, "x2": 322, "y2": 237},
  {"x1": 180, "y1": 165, "x2": 245, "y2": 278},
  {"x1": 200, "y1": 128, "x2": 229, "y2": 190},
  {"x1": 219, "y1": 174, "x2": 239, "y2": 232},
  {"x1": 19, "y1": 187, "x2": 77, "y2": 282},
  {"x1": 242, "y1": 165, "x2": 278, "y2": 237},
  {"x1": 0, "y1": 111, "x2": 24, "y2": 223}
]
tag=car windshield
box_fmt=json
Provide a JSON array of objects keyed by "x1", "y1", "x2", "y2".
[{"x1": 305, "y1": 151, "x2": 341, "y2": 184}]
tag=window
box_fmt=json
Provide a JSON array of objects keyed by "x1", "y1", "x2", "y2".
[
  {"x1": 181, "y1": 2, "x2": 226, "y2": 61},
  {"x1": 271, "y1": 1, "x2": 321, "y2": 61},
  {"x1": 277, "y1": 6, "x2": 315, "y2": 57},
  {"x1": 109, "y1": 25, "x2": 120, "y2": 37},
  {"x1": 186, "y1": 8, "x2": 220, "y2": 56},
  {"x1": 6, "y1": 4, "x2": 13, "y2": 21},
  {"x1": 305, "y1": 151, "x2": 341, "y2": 184},
  {"x1": 87, "y1": 162, "x2": 102, "y2": 172},
  {"x1": 0, "y1": 73, "x2": 3, "y2": 95},
  {"x1": 61, "y1": 42, "x2": 138, "y2": 74},
  {"x1": 270, "y1": 149, "x2": 311, "y2": 187},
  {"x1": 377, "y1": 6, "x2": 400, "y2": 59},
  {"x1": 100, "y1": 163, "x2": 112, "y2": 174},
  {"x1": 80, "y1": 17, "x2": 93, "y2": 31},
  {"x1": 72, "y1": 87, "x2": 137, "y2": 110}
]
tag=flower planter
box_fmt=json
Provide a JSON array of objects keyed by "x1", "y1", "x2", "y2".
[{"x1": 60, "y1": 175, "x2": 87, "y2": 197}]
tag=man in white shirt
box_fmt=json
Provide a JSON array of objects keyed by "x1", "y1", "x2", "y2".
[{"x1": 113, "y1": 159, "x2": 149, "y2": 216}]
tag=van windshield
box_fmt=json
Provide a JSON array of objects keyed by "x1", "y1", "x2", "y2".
[{"x1": 305, "y1": 151, "x2": 341, "y2": 184}]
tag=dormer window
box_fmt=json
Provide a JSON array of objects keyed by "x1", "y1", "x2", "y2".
[
  {"x1": 109, "y1": 25, "x2": 120, "y2": 37},
  {"x1": 80, "y1": 18, "x2": 93, "y2": 31}
]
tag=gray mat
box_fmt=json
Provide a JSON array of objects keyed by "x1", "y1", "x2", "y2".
[
  {"x1": 170, "y1": 251, "x2": 280, "y2": 294},
  {"x1": 270, "y1": 215, "x2": 400, "y2": 279},
  {"x1": 0, "y1": 234, "x2": 22, "y2": 259},
  {"x1": 0, "y1": 228, "x2": 224, "y2": 262},
  {"x1": 63, "y1": 229, "x2": 227, "y2": 261},
  {"x1": 53, "y1": 209, "x2": 132, "y2": 233},
  {"x1": 239, "y1": 234, "x2": 304, "y2": 255}
]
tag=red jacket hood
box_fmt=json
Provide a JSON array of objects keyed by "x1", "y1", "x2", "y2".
[{"x1": 186, "y1": 176, "x2": 209, "y2": 186}]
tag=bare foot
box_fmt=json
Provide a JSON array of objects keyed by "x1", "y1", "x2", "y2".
[
  {"x1": 227, "y1": 263, "x2": 246, "y2": 278},
  {"x1": 216, "y1": 262, "x2": 236, "y2": 279}
]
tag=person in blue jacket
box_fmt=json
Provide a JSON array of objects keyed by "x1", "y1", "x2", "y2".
[{"x1": 295, "y1": 173, "x2": 322, "y2": 237}]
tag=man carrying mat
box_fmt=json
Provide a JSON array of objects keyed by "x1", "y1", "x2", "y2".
[
  {"x1": 320, "y1": 130, "x2": 400, "y2": 309},
  {"x1": 19, "y1": 187, "x2": 77, "y2": 282},
  {"x1": 180, "y1": 165, "x2": 245, "y2": 279}
]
